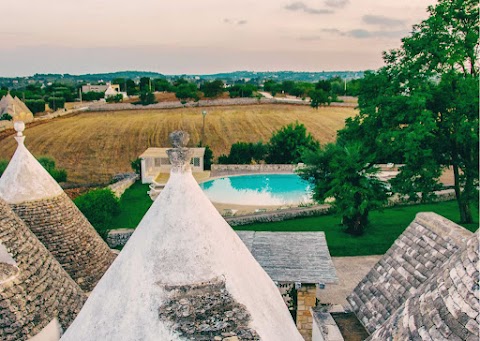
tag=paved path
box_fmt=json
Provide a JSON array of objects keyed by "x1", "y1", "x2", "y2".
[{"x1": 317, "y1": 255, "x2": 381, "y2": 308}]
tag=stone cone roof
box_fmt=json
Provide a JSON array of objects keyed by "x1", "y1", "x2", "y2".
[
  {"x1": 0, "y1": 197, "x2": 86, "y2": 341},
  {"x1": 0, "y1": 128, "x2": 116, "y2": 291},
  {"x1": 368, "y1": 231, "x2": 479, "y2": 340},
  {"x1": 347, "y1": 212, "x2": 473, "y2": 333},
  {"x1": 0, "y1": 94, "x2": 33, "y2": 122},
  {"x1": 61, "y1": 131, "x2": 303, "y2": 341}
]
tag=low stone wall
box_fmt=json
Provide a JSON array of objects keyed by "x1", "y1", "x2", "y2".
[
  {"x1": 108, "y1": 173, "x2": 139, "y2": 198},
  {"x1": 211, "y1": 164, "x2": 298, "y2": 177},
  {"x1": 107, "y1": 228, "x2": 135, "y2": 248},
  {"x1": 86, "y1": 97, "x2": 316, "y2": 112},
  {"x1": 226, "y1": 205, "x2": 331, "y2": 226},
  {"x1": 106, "y1": 189, "x2": 457, "y2": 247}
]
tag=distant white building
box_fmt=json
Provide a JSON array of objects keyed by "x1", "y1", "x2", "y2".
[
  {"x1": 82, "y1": 83, "x2": 120, "y2": 93},
  {"x1": 139, "y1": 147, "x2": 205, "y2": 183},
  {"x1": 104, "y1": 85, "x2": 128, "y2": 99}
]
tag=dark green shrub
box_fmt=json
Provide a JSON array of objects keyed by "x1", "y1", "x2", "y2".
[
  {"x1": 0, "y1": 113, "x2": 12, "y2": 121},
  {"x1": 47, "y1": 97, "x2": 65, "y2": 110},
  {"x1": 203, "y1": 145, "x2": 213, "y2": 170},
  {"x1": 217, "y1": 142, "x2": 266, "y2": 164},
  {"x1": 0, "y1": 159, "x2": 8, "y2": 176},
  {"x1": 74, "y1": 188, "x2": 120, "y2": 239},
  {"x1": 25, "y1": 99, "x2": 46, "y2": 114},
  {"x1": 37, "y1": 156, "x2": 67, "y2": 182},
  {"x1": 139, "y1": 91, "x2": 156, "y2": 105},
  {"x1": 106, "y1": 94, "x2": 123, "y2": 103},
  {"x1": 81, "y1": 91, "x2": 104, "y2": 101},
  {"x1": 131, "y1": 158, "x2": 141, "y2": 175}
]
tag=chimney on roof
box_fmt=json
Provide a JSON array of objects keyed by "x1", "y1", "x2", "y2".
[
  {"x1": 13, "y1": 120, "x2": 25, "y2": 144},
  {"x1": 166, "y1": 130, "x2": 193, "y2": 173}
]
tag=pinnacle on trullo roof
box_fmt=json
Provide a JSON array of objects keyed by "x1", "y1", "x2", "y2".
[
  {"x1": 61, "y1": 131, "x2": 303, "y2": 340},
  {"x1": 0, "y1": 197, "x2": 85, "y2": 341},
  {"x1": 0, "y1": 122, "x2": 116, "y2": 291}
]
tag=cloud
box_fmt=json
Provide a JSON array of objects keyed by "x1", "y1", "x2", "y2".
[
  {"x1": 285, "y1": 2, "x2": 333, "y2": 15},
  {"x1": 223, "y1": 18, "x2": 248, "y2": 25},
  {"x1": 346, "y1": 29, "x2": 406, "y2": 39},
  {"x1": 362, "y1": 15, "x2": 405, "y2": 27},
  {"x1": 299, "y1": 28, "x2": 407, "y2": 40},
  {"x1": 320, "y1": 28, "x2": 344, "y2": 35},
  {"x1": 324, "y1": 0, "x2": 349, "y2": 8}
]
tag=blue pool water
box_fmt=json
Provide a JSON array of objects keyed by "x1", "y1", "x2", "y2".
[{"x1": 199, "y1": 174, "x2": 313, "y2": 205}]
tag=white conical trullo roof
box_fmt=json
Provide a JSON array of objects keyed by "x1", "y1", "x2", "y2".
[
  {"x1": 62, "y1": 131, "x2": 303, "y2": 341},
  {"x1": 0, "y1": 122, "x2": 116, "y2": 291},
  {"x1": 0, "y1": 122, "x2": 63, "y2": 204},
  {"x1": 0, "y1": 94, "x2": 34, "y2": 122}
]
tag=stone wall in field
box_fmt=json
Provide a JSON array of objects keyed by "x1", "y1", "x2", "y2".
[
  {"x1": 210, "y1": 164, "x2": 298, "y2": 177},
  {"x1": 108, "y1": 173, "x2": 139, "y2": 198},
  {"x1": 107, "y1": 228, "x2": 135, "y2": 248},
  {"x1": 86, "y1": 97, "x2": 313, "y2": 112}
]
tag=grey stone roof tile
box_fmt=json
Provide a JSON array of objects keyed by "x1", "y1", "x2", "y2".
[
  {"x1": 0, "y1": 198, "x2": 85, "y2": 340},
  {"x1": 368, "y1": 232, "x2": 478, "y2": 341},
  {"x1": 347, "y1": 212, "x2": 473, "y2": 334}
]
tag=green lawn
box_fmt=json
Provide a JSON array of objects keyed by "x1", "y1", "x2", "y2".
[
  {"x1": 235, "y1": 201, "x2": 478, "y2": 257},
  {"x1": 106, "y1": 181, "x2": 152, "y2": 229},
  {"x1": 107, "y1": 182, "x2": 478, "y2": 257}
]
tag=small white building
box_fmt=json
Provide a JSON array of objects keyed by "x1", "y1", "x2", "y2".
[
  {"x1": 82, "y1": 83, "x2": 120, "y2": 93},
  {"x1": 139, "y1": 147, "x2": 205, "y2": 183}
]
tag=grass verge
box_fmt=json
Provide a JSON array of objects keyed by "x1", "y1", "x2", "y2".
[
  {"x1": 107, "y1": 182, "x2": 478, "y2": 257},
  {"x1": 234, "y1": 201, "x2": 478, "y2": 257},
  {"x1": 106, "y1": 181, "x2": 152, "y2": 229}
]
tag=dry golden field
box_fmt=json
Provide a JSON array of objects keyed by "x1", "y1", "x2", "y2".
[{"x1": 0, "y1": 104, "x2": 356, "y2": 184}]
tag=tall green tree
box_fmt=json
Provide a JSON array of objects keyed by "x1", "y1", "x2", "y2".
[
  {"x1": 139, "y1": 91, "x2": 156, "y2": 105},
  {"x1": 266, "y1": 122, "x2": 319, "y2": 164},
  {"x1": 309, "y1": 89, "x2": 329, "y2": 109},
  {"x1": 339, "y1": 0, "x2": 479, "y2": 223},
  {"x1": 200, "y1": 79, "x2": 224, "y2": 98},
  {"x1": 299, "y1": 143, "x2": 388, "y2": 235},
  {"x1": 175, "y1": 83, "x2": 199, "y2": 103}
]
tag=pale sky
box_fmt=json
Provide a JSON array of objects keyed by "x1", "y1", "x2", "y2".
[{"x1": 0, "y1": 0, "x2": 436, "y2": 77}]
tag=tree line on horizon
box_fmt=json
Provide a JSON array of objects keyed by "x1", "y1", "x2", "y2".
[{"x1": 0, "y1": 76, "x2": 362, "y2": 112}]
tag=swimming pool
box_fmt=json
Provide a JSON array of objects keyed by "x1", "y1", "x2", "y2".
[{"x1": 199, "y1": 174, "x2": 313, "y2": 206}]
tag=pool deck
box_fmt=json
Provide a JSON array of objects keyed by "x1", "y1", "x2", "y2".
[{"x1": 151, "y1": 167, "x2": 456, "y2": 216}]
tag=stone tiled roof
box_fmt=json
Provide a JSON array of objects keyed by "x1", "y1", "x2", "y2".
[
  {"x1": 11, "y1": 193, "x2": 117, "y2": 292},
  {"x1": 347, "y1": 212, "x2": 472, "y2": 333},
  {"x1": 0, "y1": 94, "x2": 33, "y2": 122},
  {"x1": 0, "y1": 197, "x2": 85, "y2": 340},
  {"x1": 236, "y1": 231, "x2": 338, "y2": 284},
  {"x1": 0, "y1": 127, "x2": 116, "y2": 292},
  {"x1": 368, "y1": 232, "x2": 479, "y2": 340}
]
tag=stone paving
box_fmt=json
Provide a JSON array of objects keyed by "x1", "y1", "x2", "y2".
[{"x1": 316, "y1": 256, "x2": 381, "y2": 307}]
